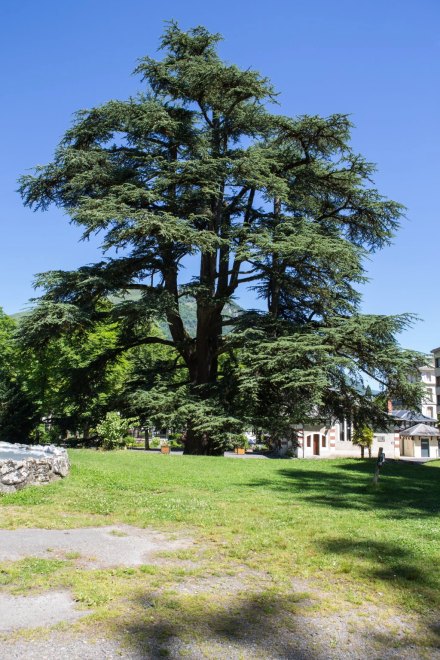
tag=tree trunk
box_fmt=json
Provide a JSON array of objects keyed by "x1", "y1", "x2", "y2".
[
  {"x1": 194, "y1": 303, "x2": 222, "y2": 384},
  {"x1": 184, "y1": 429, "x2": 210, "y2": 455},
  {"x1": 361, "y1": 446, "x2": 365, "y2": 459},
  {"x1": 183, "y1": 304, "x2": 224, "y2": 455}
]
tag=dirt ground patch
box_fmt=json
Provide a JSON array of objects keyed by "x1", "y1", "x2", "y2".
[
  {"x1": 0, "y1": 631, "x2": 136, "y2": 659},
  {"x1": 0, "y1": 525, "x2": 193, "y2": 568},
  {"x1": 1, "y1": 604, "x2": 434, "y2": 660},
  {"x1": 0, "y1": 591, "x2": 88, "y2": 632},
  {"x1": 0, "y1": 524, "x2": 438, "y2": 658}
]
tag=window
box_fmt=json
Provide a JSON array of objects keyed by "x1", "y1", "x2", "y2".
[
  {"x1": 322, "y1": 436, "x2": 326, "y2": 447},
  {"x1": 306, "y1": 436, "x2": 311, "y2": 448},
  {"x1": 436, "y1": 357, "x2": 440, "y2": 368},
  {"x1": 376, "y1": 436, "x2": 385, "y2": 443},
  {"x1": 437, "y1": 395, "x2": 440, "y2": 406},
  {"x1": 436, "y1": 376, "x2": 440, "y2": 387},
  {"x1": 339, "y1": 419, "x2": 352, "y2": 441}
]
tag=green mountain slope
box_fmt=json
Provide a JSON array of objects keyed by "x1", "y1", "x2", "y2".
[{"x1": 10, "y1": 296, "x2": 243, "y2": 337}]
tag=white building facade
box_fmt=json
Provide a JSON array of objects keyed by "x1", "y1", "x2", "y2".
[
  {"x1": 433, "y1": 346, "x2": 440, "y2": 416},
  {"x1": 280, "y1": 407, "x2": 437, "y2": 460},
  {"x1": 276, "y1": 348, "x2": 440, "y2": 459},
  {"x1": 281, "y1": 421, "x2": 400, "y2": 459},
  {"x1": 417, "y1": 361, "x2": 437, "y2": 420},
  {"x1": 400, "y1": 423, "x2": 440, "y2": 459}
]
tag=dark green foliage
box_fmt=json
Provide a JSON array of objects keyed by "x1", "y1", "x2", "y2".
[
  {"x1": 0, "y1": 309, "x2": 39, "y2": 442},
  {"x1": 0, "y1": 371, "x2": 39, "y2": 443},
  {"x1": 19, "y1": 306, "x2": 139, "y2": 438},
  {"x1": 19, "y1": 23, "x2": 424, "y2": 453}
]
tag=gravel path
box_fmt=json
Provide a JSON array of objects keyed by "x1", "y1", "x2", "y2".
[
  {"x1": 0, "y1": 524, "x2": 192, "y2": 568},
  {"x1": 0, "y1": 591, "x2": 88, "y2": 632},
  {"x1": 1, "y1": 620, "x2": 438, "y2": 659},
  {"x1": 0, "y1": 525, "x2": 439, "y2": 658},
  {"x1": 0, "y1": 632, "x2": 138, "y2": 659}
]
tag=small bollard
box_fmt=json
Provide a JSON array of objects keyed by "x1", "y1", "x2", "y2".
[{"x1": 373, "y1": 447, "x2": 385, "y2": 485}]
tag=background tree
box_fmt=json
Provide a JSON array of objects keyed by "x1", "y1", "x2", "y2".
[
  {"x1": 353, "y1": 425, "x2": 374, "y2": 459},
  {"x1": 18, "y1": 304, "x2": 137, "y2": 440},
  {"x1": 19, "y1": 23, "x2": 423, "y2": 454},
  {"x1": 0, "y1": 309, "x2": 39, "y2": 442}
]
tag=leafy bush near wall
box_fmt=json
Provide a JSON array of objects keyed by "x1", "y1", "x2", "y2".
[
  {"x1": 96, "y1": 412, "x2": 138, "y2": 450},
  {"x1": 30, "y1": 424, "x2": 61, "y2": 445}
]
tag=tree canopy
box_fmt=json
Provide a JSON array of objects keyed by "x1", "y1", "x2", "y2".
[
  {"x1": 19, "y1": 22, "x2": 423, "y2": 453},
  {"x1": 0, "y1": 308, "x2": 39, "y2": 442}
]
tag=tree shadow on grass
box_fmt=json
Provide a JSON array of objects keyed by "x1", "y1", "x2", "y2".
[
  {"x1": 244, "y1": 462, "x2": 440, "y2": 644},
  {"x1": 247, "y1": 460, "x2": 440, "y2": 519},
  {"x1": 115, "y1": 582, "x2": 440, "y2": 659},
  {"x1": 322, "y1": 538, "x2": 426, "y2": 584},
  {"x1": 318, "y1": 537, "x2": 440, "y2": 618},
  {"x1": 121, "y1": 590, "x2": 336, "y2": 659}
]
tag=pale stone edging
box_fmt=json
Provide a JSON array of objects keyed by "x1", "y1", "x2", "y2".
[{"x1": 0, "y1": 443, "x2": 70, "y2": 493}]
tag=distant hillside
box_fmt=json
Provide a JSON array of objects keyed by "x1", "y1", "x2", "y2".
[
  {"x1": 9, "y1": 310, "x2": 30, "y2": 323},
  {"x1": 10, "y1": 296, "x2": 243, "y2": 337},
  {"x1": 163, "y1": 296, "x2": 242, "y2": 338}
]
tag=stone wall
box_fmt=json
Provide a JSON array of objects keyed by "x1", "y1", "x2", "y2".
[{"x1": 0, "y1": 445, "x2": 70, "y2": 494}]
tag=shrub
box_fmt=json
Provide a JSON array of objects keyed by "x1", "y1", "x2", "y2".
[
  {"x1": 123, "y1": 435, "x2": 136, "y2": 448},
  {"x1": 96, "y1": 412, "x2": 139, "y2": 450},
  {"x1": 231, "y1": 434, "x2": 249, "y2": 450},
  {"x1": 30, "y1": 424, "x2": 61, "y2": 446},
  {"x1": 168, "y1": 432, "x2": 184, "y2": 447},
  {"x1": 353, "y1": 425, "x2": 374, "y2": 458}
]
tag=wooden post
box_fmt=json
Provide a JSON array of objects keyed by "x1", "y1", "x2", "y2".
[
  {"x1": 144, "y1": 427, "x2": 150, "y2": 451},
  {"x1": 373, "y1": 447, "x2": 385, "y2": 485}
]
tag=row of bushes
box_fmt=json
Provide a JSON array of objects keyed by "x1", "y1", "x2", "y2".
[
  {"x1": 32, "y1": 414, "x2": 186, "y2": 451},
  {"x1": 31, "y1": 413, "x2": 267, "y2": 453}
]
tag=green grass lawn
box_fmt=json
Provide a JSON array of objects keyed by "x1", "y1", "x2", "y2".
[{"x1": 1, "y1": 451, "x2": 440, "y2": 654}]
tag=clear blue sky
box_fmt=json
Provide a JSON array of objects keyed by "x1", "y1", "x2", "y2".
[{"x1": 1, "y1": 0, "x2": 438, "y2": 352}]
